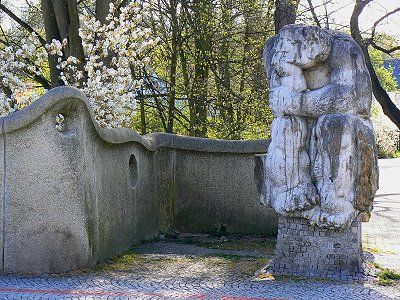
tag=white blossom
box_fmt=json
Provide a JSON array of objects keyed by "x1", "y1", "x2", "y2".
[
  {"x1": 0, "y1": 1, "x2": 159, "y2": 128},
  {"x1": 54, "y1": 0, "x2": 158, "y2": 128},
  {"x1": 0, "y1": 32, "x2": 47, "y2": 115}
]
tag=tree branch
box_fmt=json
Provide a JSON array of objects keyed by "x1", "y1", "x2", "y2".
[
  {"x1": 370, "y1": 41, "x2": 400, "y2": 55},
  {"x1": 351, "y1": 0, "x2": 400, "y2": 130},
  {"x1": 274, "y1": 0, "x2": 300, "y2": 33},
  {"x1": 306, "y1": 0, "x2": 322, "y2": 27},
  {"x1": 0, "y1": 3, "x2": 47, "y2": 48},
  {"x1": 371, "y1": 7, "x2": 400, "y2": 40}
]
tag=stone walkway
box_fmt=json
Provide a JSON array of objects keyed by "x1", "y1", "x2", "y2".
[
  {"x1": 0, "y1": 159, "x2": 399, "y2": 300},
  {"x1": 0, "y1": 269, "x2": 399, "y2": 300},
  {"x1": 363, "y1": 158, "x2": 400, "y2": 272}
]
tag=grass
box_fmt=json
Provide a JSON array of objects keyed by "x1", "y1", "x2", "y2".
[
  {"x1": 72, "y1": 233, "x2": 275, "y2": 282},
  {"x1": 76, "y1": 246, "x2": 145, "y2": 273},
  {"x1": 377, "y1": 268, "x2": 400, "y2": 286},
  {"x1": 363, "y1": 244, "x2": 382, "y2": 254},
  {"x1": 372, "y1": 263, "x2": 400, "y2": 286},
  {"x1": 77, "y1": 248, "x2": 270, "y2": 281},
  {"x1": 110, "y1": 248, "x2": 141, "y2": 265},
  {"x1": 202, "y1": 254, "x2": 269, "y2": 278},
  {"x1": 363, "y1": 243, "x2": 397, "y2": 255},
  {"x1": 176, "y1": 235, "x2": 274, "y2": 278}
]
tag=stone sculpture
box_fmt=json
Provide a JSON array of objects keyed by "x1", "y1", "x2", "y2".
[{"x1": 261, "y1": 24, "x2": 379, "y2": 229}]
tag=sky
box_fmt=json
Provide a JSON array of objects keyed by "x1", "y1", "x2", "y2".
[
  {"x1": 1, "y1": 0, "x2": 400, "y2": 40},
  {"x1": 300, "y1": 0, "x2": 400, "y2": 40}
]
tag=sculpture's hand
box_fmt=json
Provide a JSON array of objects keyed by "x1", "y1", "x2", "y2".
[{"x1": 269, "y1": 87, "x2": 302, "y2": 116}]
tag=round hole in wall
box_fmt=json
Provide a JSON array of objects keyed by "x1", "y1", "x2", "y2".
[
  {"x1": 55, "y1": 113, "x2": 66, "y2": 132},
  {"x1": 129, "y1": 154, "x2": 138, "y2": 189}
]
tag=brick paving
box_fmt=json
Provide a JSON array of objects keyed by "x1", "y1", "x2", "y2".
[{"x1": 0, "y1": 159, "x2": 399, "y2": 300}]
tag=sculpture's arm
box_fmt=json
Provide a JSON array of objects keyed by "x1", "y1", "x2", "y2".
[
  {"x1": 298, "y1": 83, "x2": 360, "y2": 117},
  {"x1": 281, "y1": 40, "x2": 372, "y2": 118}
]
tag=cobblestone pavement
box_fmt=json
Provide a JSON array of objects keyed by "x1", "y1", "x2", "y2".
[
  {"x1": 363, "y1": 158, "x2": 400, "y2": 271},
  {"x1": 0, "y1": 159, "x2": 399, "y2": 300},
  {"x1": 0, "y1": 258, "x2": 399, "y2": 300}
]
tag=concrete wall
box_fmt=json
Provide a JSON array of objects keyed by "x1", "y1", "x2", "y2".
[
  {"x1": 0, "y1": 87, "x2": 276, "y2": 274},
  {"x1": 150, "y1": 134, "x2": 276, "y2": 234}
]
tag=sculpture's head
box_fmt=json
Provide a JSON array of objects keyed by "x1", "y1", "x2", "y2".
[{"x1": 276, "y1": 24, "x2": 332, "y2": 69}]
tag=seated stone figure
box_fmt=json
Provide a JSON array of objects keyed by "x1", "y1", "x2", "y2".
[{"x1": 262, "y1": 24, "x2": 379, "y2": 229}]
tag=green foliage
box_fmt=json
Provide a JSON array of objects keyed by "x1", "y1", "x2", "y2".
[
  {"x1": 373, "y1": 33, "x2": 400, "y2": 60},
  {"x1": 372, "y1": 258, "x2": 400, "y2": 285},
  {"x1": 133, "y1": 0, "x2": 275, "y2": 139},
  {"x1": 212, "y1": 224, "x2": 231, "y2": 237},
  {"x1": 371, "y1": 101, "x2": 382, "y2": 119},
  {"x1": 111, "y1": 248, "x2": 140, "y2": 265},
  {"x1": 369, "y1": 48, "x2": 398, "y2": 92},
  {"x1": 4, "y1": 0, "x2": 400, "y2": 140},
  {"x1": 377, "y1": 268, "x2": 400, "y2": 286},
  {"x1": 372, "y1": 102, "x2": 400, "y2": 158}
]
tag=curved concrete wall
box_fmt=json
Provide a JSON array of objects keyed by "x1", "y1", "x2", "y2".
[
  {"x1": 0, "y1": 87, "x2": 276, "y2": 274},
  {"x1": 149, "y1": 134, "x2": 276, "y2": 235}
]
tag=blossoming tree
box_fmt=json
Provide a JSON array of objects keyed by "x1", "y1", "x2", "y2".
[{"x1": 0, "y1": 0, "x2": 158, "y2": 127}]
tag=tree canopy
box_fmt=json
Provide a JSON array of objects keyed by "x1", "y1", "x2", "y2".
[{"x1": 0, "y1": 0, "x2": 399, "y2": 138}]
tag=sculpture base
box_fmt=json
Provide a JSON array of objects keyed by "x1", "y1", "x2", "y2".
[{"x1": 269, "y1": 215, "x2": 365, "y2": 280}]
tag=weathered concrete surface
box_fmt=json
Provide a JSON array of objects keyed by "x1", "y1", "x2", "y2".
[
  {"x1": 172, "y1": 150, "x2": 275, "y2": 234},
  {"x1": 3, "y1": 98, "x2": 92, "y2": 273},
  {"x1": 0, "y1": 86, "x2": 273, "y2": 274},
  {"x1": 150, "y1": 134, "x2": 275, "y2": 235},
  {"x1": 0, "y1": 88, "x2": 161, "y2": 273},
  {"x1": 0, "y1": 119, "x2": 4, "y2": 271}
]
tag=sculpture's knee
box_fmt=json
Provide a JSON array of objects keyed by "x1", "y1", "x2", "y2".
[
  {"x1": 312, "y1": 114, "x2": 378, "y2": 217},
  {"x1": 271, "y1": 116, "x2": 309, "y2": 149},
  {"x1": 353, "y1": 119, "x2": 379, "y2": 213},
  {"x1": 315, "y1": 114, "x2": 353, "y2": 154},
  {"x1": 313, "y1": 114, "x2": 355, "y2": 183}
]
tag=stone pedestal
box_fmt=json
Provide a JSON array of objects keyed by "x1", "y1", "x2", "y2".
[{"x1": 269, "y1": 215, "x2": 364, "y2": 280}]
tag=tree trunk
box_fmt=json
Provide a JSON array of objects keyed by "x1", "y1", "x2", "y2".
[
  {"x1": 188, "y1": 0, "x2": 213, "y2": 137},
  {"x1": 166, "y1": 0, "x2": 180, "y2": 133},
  {"x1": 96, "y1": 0, "x2": 113, "y2": 24},
  {"x1": 217, "y1": 0, "x2": 234, "y2": 127},
  {"x1": 41, "y1": 0, "x2": 63, "y2": 87},
  {"x1": 274, "y1": 0, "x2": 299, "y2": 33},
  {"x1": 41, "y1": 0, "x2": 85, "y2": 87},
  {"x1": 140, "y1": 96, "x2": 147, "y2": 135},
  {"x1": 66, "y1": 0, "x2": 85, "y2": 67},
  {"x1": 350, "y1": 0, "x2": 400, "y2": 129}
]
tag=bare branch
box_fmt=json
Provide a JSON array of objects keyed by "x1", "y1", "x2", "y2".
[
  {"x1": 306, "y1": 0, "x2": 322, "y2": 27},
  {"x1": 350, "y1": 0, "x2": 400, "y2": 130},
  {"x1": 370, "y1": 41, "x2": 400, "y2": 55},
  {"x1": 0, "y1": 3, "x2": 46, "y2": 47},
  {"x1": 371, "y1": 7, "x2": 400, "y2": 40}
]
